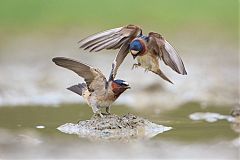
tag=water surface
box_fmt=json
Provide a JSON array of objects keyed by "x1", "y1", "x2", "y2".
[{"x1": 0, "y1": 102, "x2": 238, "y2": 159}]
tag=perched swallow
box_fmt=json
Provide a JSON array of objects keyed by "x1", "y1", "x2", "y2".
[
  {"x1": 52, "y1": 57, "x2": 130, "y2": 117},
  {"x1": 78, "y1": 24, "x2": 187, "y2": 83}
]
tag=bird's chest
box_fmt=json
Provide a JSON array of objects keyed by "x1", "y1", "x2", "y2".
[
  {"x1": 97, "y1": 100, "x2": 113, "y2": 108},
  {"x1": 90, "y1": 92, "x2": 115, "y2": 108},
  {"x1": 137, "y1": 53, "x2": 159, "y2": 70}
]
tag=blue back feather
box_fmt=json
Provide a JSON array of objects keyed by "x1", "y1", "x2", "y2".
[{"x1": 114, "y1": 79, "x2": 129, "y2": 86}]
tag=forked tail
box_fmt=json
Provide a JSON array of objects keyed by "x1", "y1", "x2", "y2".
[
  {"x1": 67, "y1": 83, "x2": 87, "y2": 96},
  {"x1": 154, "y1": 69, "x2": 173, "y2": 84}
]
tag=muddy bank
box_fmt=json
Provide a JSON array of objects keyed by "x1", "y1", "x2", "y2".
[{"x1": 57, "y1": 113, "x2": 172, "y2": 140}]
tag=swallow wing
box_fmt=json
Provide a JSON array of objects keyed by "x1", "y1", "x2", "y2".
[
  {"x1": 79, "y1": 24, "x2": 142, "y2": 81},
  {"x1": 108, "y1": 42, "x2": 130, "y2": 81},
  {"x1": 52, "y1": 57, "x2": 107, "y2": 92},
  {"x1": 79, "y1": 24, "x2": 141, "y2": 52},
  {"x1": 148, "y1": 32, "x2": 187, "y2": 75}
]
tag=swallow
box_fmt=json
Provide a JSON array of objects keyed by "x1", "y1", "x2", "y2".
[
  {"x1": 78, "y1": 24, "x2": 187, "y2": 83},
  {"x1": 52, "y1": 57, "x2": 130, "y2": 117}
]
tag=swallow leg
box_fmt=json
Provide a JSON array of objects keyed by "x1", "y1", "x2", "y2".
[
  {"x1": 92, "y1": 105, "x2": 103, "y2": 118},
  {"x1": 100, "y1": 107, "x2": 111, "y2": 116},
  {"x1": 132, "y1": 63, "x2": 140, "y2": 70},
  {"x1": 144, "y1": 68, "x2": 149, "y2": 73},
  {"x1": 94, "y1": 110, "x2": 103, "y2": 118},
  {"x1": 106, "y1": 106, "x2": 111, "y2": 115}
]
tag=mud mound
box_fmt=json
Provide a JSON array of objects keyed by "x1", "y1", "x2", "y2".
[{"x1": 57, "y1": 113, "x2": 172, "y2": 140}]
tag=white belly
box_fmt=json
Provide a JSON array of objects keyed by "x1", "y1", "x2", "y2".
[
  {"x1": 98, "y1": 100, "x2": 113, "y2": 108},
  {"x1": 87, "y1": 92, "x2": 114, "y2": 109}
]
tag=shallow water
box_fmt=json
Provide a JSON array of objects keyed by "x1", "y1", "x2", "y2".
[{"x1": 0, "y1": 102, "x2": 239, "y2": 159}]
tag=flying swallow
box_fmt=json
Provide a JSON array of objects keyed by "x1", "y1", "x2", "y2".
[
  {"x1": 52, "y1": 57, "x2": 130, "y2": 117},
  {"x1": 78, "y1": 24, "x2": 187, "y2": 83}
]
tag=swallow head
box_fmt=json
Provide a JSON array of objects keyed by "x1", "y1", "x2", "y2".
[
  {"x1": 130, "y1": 39, "x2": 143, "y2": 59},
  {"x1": 113, "y1": 79, "x2": 130, "y2": 89},
  {"x1": 111, "y1": 79, "x2": 130, "y2": 98}
]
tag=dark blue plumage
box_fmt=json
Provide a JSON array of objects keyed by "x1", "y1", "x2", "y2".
[
  {"x1": 129, "y1": 36, "x2": 148, "y2": 57},
  {"x1": 114, "y1": 79, "x2": 129, "y2": 86},
  {"x1": 130, "y1": 40, "x2": 143, "y2": 51}
]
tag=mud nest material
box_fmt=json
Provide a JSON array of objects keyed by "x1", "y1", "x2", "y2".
[{"x1": 57, "y1": 113, "x2": 172, "y2": 140}]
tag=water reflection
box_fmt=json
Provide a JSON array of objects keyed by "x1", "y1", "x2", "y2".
[
  {"x1": 0, "y1": 103, "x2": 239, "y2": 159},
  {"x1": 0, "y1": 128, "x2": 238, "y2": 159}
]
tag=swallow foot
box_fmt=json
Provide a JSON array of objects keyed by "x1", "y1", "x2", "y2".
[
  {"x1": 93, "y1": 111, "x2": 103, "y2": 118},
  {"x1": 105, "y1": 107, "x2": 111, "y2": 115},
  {"x1": 132, "y1": 63, "x2": 140, "y2": 70},
  {"x1": 144, "y1": 68, "x2": 149, "y2": 73},
  {"x1": 101, "y1": 112, "x2": 111, "y2": 116}
]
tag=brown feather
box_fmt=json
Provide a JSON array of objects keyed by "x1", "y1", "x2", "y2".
[
  {"x1": 83, "y1": 34, "x2": 119, "y2": 50},
  {"x1": 52, "y1": 57, "x2": 107, "y2": 91},
  {"x1": 108, "y1": 43, "x2": 130, "y2": 81},
  {"x1": 78, "y1": 27, "x2": 122, "y2": 47},
  {"x1": 91, "y1": 36, "x2": 123, "y2": 52},
  {"x1": 153, "y1": 69, "x2": 173, "y2": 84},
  {"x1": 79, "y1": 24, "x2": 141, "y2": 52},
  {"x1": 148, "y1": 32, "x2": 187, "y2": 75}
]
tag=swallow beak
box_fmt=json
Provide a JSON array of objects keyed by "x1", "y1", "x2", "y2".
[
  {"x1": 130, "y1": 50, "x2": 138, "y2": 59},
  {"x1": 125, "y1": 86, "x2": 131, "y2": 89}
]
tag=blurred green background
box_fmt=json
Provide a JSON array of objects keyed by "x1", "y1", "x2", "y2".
[{"x1": 0, "y1": 0, "x2": 237, "y2": 35}]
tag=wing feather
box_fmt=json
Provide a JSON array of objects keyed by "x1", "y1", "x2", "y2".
[
  {"x1": 89, "y1": 36, "x2": 123, "y2": 52},
  {"x1": 52, "y1": 57, "x2": 107, "y2": 91},
  {"x1": 93, "y1": 37, "x2": 124, "y2": 52},
  {"x1": 79, "y1": 25, "x2": 142, "y2": 81},
  {"x1": 110, "y1": 37, "x2": 128, "y2": 49},
  {"x1": 79, "y1": 24, "x2": 141, "y2": 52},
  {"x1": 108, "y1": 43, "x2": 130, "y2": 81},
  {"x1": 148, "y1": 32, "x2": 187, "y2": 75},
  {"x1": 83, "y1": 34, "x2": 120, "y2": 51},
  {"x1": 79, "y1": 27, "x2": 123, "y2": 47}
]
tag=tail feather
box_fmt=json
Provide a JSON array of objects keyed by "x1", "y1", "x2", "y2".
[
  {"x1": 67, "y1": 83, "x2": 87, "y2": 96},
  {"x1": 153, "y1": 69, "x2": 173, "y2": 84}
]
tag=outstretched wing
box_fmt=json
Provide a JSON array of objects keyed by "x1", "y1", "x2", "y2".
[
  {"x1": 79, "y1": 24, "x2": 142, "y2": 81},
  {"x1": 52, "y1": 57, "x2": 107, "y2": 92},
  {"x1": 148, "y1": 32, "x2": 187, "y2": 75},
  {"x1": 108, "y1": 43, "x2": 130, "y2": 81},
  {"x1": 78, "y1": 24, "x2": 142, "y2": 52}
]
